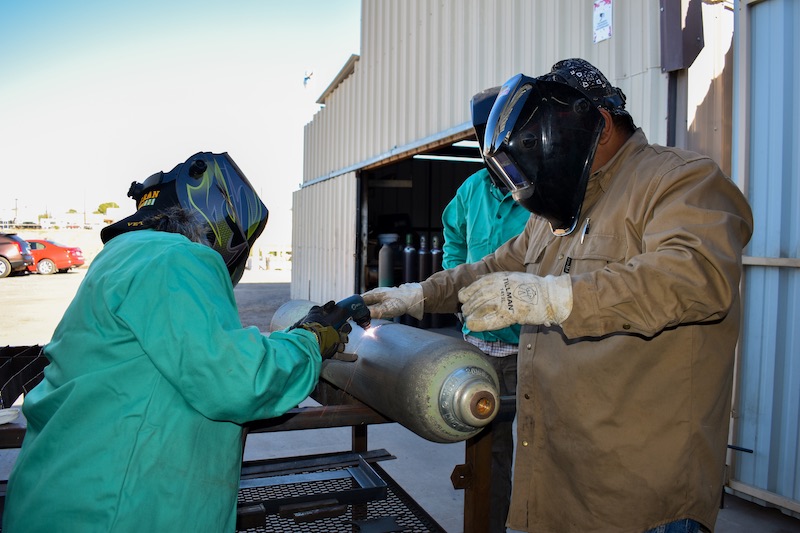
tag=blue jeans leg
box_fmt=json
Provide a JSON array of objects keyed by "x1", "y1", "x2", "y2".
[{"x1": 644, "y1": 518, "x2": 703, "y2": 533}]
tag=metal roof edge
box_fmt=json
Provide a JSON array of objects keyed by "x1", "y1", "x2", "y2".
[
  {"x1": 316, "y1": 54, "x2": 360, "y2": 105},
  {"x1": 301, "y1": 122, "x2": 473, "y2": 188}
]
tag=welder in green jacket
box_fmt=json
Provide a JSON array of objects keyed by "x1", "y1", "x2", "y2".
[{"x1": 3, "y1": 152, "x2": 350, "y2": 533}]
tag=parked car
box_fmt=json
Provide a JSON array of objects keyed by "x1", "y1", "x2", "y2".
[
  {"x1": 0, "y1": 233, "x2": 34, "y2": 278},
  {"x1": 26, "y1": 239, "x2": 85, "y2": 275}
]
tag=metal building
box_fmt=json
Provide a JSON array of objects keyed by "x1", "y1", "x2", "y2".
[
  {"x1": 294, "y1": 0, "x2": 800, "y2": 517},
  {"x1": 730, "y1": 0, "x2": 800, "y2": 518}
]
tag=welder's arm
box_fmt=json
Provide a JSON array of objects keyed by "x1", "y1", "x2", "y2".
[
  {"x1": 362, "y1": 283, "x2": 424, "y2": 320},
  {"x1": 459, "y1": 272, "x2": 573, "y2": 331}
]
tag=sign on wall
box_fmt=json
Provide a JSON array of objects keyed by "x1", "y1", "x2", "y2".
[{"x1": 593, "y1": 0, "x2": 613, "y2": 43}]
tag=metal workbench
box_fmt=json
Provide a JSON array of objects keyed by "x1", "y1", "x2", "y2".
[{"x1": 1, "y1": 345, "x2": 503, "y2": 532}]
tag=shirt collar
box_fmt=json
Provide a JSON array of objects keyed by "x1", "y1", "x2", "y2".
[{"x1": 583, "y1": 128, "x2": 648, "y2": 210}]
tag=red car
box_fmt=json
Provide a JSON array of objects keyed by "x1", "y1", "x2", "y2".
[{"x1": 26, "y1": 239, "x2": 85, "y2": 275}]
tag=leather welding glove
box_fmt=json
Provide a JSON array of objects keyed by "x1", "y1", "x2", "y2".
[
  {"x1": 361, "y1": 283, "x2": 425, "y2": 320},
  {"x1": 290, "y1": 301, "x2": 353, "y2": 359},
  {"x1": 458, "y1": 272, "x2": 573, "y2": 331}
]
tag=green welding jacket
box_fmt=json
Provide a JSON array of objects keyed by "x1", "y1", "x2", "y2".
[
  {"x1": 2, "y1": 230, "x2": 322, "y2": 533},
  {"x1": 441, "y1": 168, "x2": 530, "y2": 344}
]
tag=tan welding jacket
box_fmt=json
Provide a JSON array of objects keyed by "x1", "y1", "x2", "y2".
[{"x1": 422, "y1": 130, "x2": 754, "y2": 532}]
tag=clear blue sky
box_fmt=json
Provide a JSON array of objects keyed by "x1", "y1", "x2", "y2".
[{"x1": 0, "y1": 0, "x2": 361, "y2": 245}]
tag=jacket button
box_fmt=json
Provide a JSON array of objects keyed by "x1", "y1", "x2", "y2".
[
  {"x1": 526, "y1": 344, "x2": 532, "y2": 350},
  {"x1": 622, "y1": 323, "x2": 631, "y2": 330},
  {"x1": 522, "y1": 440, "x2": 529, "y2": 447},
  {"x1": 524, "y1": 393, "x2": 530, "y2": 399}
]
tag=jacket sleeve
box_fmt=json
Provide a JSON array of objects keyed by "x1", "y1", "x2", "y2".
[
  {"x1": 114, "y1": 242, "x2": 321, "y2": 423},
  {"x1": 441, "y1": 185, "x2": 468, "y2": 269},
  {"x1": 564, "y1": 157, "x2": 753, "y2": 338}
]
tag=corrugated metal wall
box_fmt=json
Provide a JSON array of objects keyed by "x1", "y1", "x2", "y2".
[
  {"x1": 303, "y1": 0, "x2": 668, "y2": 184},
  {"x1": 729, "y1": 0, "x2": 800, "y2": 514},
  {"x1": 297, "y1": 0, "x2": 673, "y2": 303},
  {"x1": 686, "y1": 2, "x2": 735, "y2": 176},
  {"x1": 290, "y1": 172, "x2": 358, "y2": 302}
]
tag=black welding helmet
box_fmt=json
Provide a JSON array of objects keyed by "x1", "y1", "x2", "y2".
[
  {"x1": 483, "y1": 73, "x2": 604, "y2": 236},
  {"x1": 101, "y1": 152, "x2": 268, "y2": 285},
  {"x1": 470, "y1": 86, "x2": 508, "y2": 193}
]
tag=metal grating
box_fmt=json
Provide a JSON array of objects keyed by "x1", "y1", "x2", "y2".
[{"x1": 237, "y1": 463, "x2": 446, "y2": 533}]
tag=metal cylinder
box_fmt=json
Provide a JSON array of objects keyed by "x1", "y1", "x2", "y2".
[
  {"x1": 417, "y1": 235, "x2": 432, "y2": 328},
  {"x1": 430, "y1": 235, "x2": 445, "y2": 328},
  {"x1": 402, "y1": 233, "x2": 418, "y2": 283},
  {"x1": 401, "y1": 234, "x2": 418, "y2": 327},
  {"x1": 378, "y1": 243, "x2": 394, "y2": 287},
  {"x1": 271, "y1": 300, "x2": 500, "y2": 443}
]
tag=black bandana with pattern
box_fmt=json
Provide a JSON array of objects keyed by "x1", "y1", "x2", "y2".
[{"x1": 539, "y1": 58, "x2": 630, "y2": 117}]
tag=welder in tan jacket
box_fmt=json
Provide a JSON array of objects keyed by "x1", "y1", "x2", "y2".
[{"x1": 363, "y1": 59, "x2": 753, "y2": 533}]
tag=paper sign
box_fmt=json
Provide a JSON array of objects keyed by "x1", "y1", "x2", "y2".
[{"x1": 593, "y1": 0, "x2": 613, "y2": 43}]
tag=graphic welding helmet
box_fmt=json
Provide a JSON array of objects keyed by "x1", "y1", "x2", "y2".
[
  {"x1": 470, "y1": 86, "x2": 508, "y2": 193},
  {"x1": 101, "y1": 152, "x2": 268, "y2": 285},
  {"x1": 483, "y1": 73, "x2": 604, "y2": 236}
]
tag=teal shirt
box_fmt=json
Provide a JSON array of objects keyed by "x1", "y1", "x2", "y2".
[
  {"x1": 441, "y1": 169, "x2": 530, "y2": 344},
  {"x1": 3, "y1": 230, "x2": 321, "y2": 533}
]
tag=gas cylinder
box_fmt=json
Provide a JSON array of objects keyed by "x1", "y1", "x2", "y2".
[
  {"x1": 271, "y1": 300, "x2": 500, "y2": 443},
  {"x1": 430, "y1": 235, "x2": 445, "y2": 328},
  {"x1": 377, "y1": 243, "x2": 394, "y2": 287},
  {"x1": 402, "y1": 233, "x2": 418, "y2": 283},
  {"x1": 417, "y1": 235, "x2": 431, "y2": 328},
  {"x1": 401, "y1": 233, "x2": 419, "y2": 326}
]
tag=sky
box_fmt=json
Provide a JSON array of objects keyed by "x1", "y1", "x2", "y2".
[{"x1": 0, "y1": 0, "x2": 361, "y2": 246}]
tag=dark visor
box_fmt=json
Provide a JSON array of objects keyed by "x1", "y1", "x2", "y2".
[{"x1": 485, "y1": 151, "x2": 529, "y2": 192}]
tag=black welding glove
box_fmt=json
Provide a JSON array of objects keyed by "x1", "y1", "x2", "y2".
[{"x1": 290, "y1": 301, "x2": 353, "y2": 360}]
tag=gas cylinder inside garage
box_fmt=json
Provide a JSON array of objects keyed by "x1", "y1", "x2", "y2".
[{"x1": 359, "y1": 140, "x2": 482, "y2": 330}]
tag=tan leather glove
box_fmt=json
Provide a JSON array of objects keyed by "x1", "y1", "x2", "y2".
[
  {"x1": 361, "y1": 283, "x2": 425, "y2": 320},
  {"x1": 458, "y1": 272, "x2": 573, "y2": 331}
]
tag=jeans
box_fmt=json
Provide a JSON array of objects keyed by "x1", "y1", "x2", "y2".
[
  {"x1": 484, "y1": 353, "x2": 517, "y2": 533},
  {"x1": 644, "y1": 519, "x2": 703, "y2": 533}
]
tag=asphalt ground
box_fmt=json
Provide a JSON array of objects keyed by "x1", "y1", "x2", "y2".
[{"x1": 1, "y1": 259, "x2": 798, "y2": 531}]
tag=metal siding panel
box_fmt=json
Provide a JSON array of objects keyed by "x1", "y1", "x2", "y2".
[
  {"x1": 299, "y1": 0, "x2": 675, "y2": 302},
  {"x1": 291, "y1": 174, "x2": 357, "y2": 303},
  {"x1": 733, "y1": 0, "x2": 800, "y2": 507},
  {"x1": 686, "y1": 3, "x2": 735, "y2": 174},
  {"x1": 302, "y1": 0, "x2": 669, "y2": 182}
]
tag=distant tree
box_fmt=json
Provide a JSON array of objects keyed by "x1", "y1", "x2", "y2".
[
  {"x1": 38, "y1": 212, "x2": 51, "y2": 221},
  {"x1": 97, "y1": 202, "x2": 119, "y2": 215},
  {"x1": 67, "y1": 209, "x2": 78, "y2": 214}
]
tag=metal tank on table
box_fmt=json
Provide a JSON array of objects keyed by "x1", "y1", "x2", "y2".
[{"x1": 270, "y1": 300, "x2": 500, "y2": 444}]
